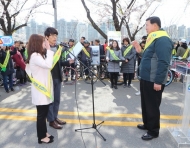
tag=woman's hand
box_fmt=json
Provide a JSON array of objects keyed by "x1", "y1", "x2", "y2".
[{"x1": 45, "y1": 39, "x2": 50, "y2": 50}]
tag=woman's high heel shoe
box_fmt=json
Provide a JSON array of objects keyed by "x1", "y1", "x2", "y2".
[
  {"x1": 48, "y1": 135, "x2": 54, "y2": 140},
  {"x1": 38, "y1": 138, "x2": 53, "y2": 144}
]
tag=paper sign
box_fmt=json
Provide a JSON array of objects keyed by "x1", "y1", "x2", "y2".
[
  {"x1": 90, "y1": 46, "x2": 100, "y2": 65},
  {"x1": 0, "y1": 36, "x2": 14, "y2": 46},
  {"x1": 107, "y1": 31, "x2": 122, "y2": 48},
  {"x1": 69, "y1": 42, "x2": 83, "y2": 59}
]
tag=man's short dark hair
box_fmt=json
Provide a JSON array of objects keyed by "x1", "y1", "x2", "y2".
[
  {"x1": 95, "y1": 39, "x2": 100, "y2": 43},
  {"x1": 81, "y1": 37, "x2": 85, "y2": 40},
  {"x1": 146, "y1": 16, "x2": 161, "y2": 28},
  {"x1": 44, "y1": 27, "x2": 58, "y2": 37}
]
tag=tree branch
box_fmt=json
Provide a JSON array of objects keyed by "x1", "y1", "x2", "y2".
[{"x1": 81, "y1": 0, "x2": 107, "y2": 39}]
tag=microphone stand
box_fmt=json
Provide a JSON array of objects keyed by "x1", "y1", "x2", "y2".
[{"x1": 67, "y1": 46, "x2": 107, "y2": 141}]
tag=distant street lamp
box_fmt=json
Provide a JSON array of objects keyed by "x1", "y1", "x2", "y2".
[{"x1": 52, "y1": 0, "x2": 57, "y2": 29}]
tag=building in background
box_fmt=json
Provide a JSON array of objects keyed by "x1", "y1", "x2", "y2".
[
  {"x1": 178, "y1": 25, "x2": 186, "y2": 39},
  {"x1": 8, "y1": 18, "x2": 190, "y2": 44},
  {"x1": 88, "y1": 24, "x2": 98, "y2": 43}
]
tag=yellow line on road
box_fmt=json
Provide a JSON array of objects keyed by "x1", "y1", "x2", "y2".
[
  {"x1": 0, "y1": 114, "x2": 178, "y2": 128},
  {"x1": 0, "y1": 108, "x2": 182, "y2": 120}
]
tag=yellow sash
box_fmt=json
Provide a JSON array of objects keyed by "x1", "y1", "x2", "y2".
[
  {"x1": 52, "y1": 45, "x2": 62, "y2": 69},
  {"x1": 144, "y1": 30, "x2": 170, "y2": 52},
  {"x1": 0, "y1": 50, "x2": 10, "y2": 72},
  {"x1": 82, "y1": 47, "x2": 90, "y2": 58},
  {"x1": 106, "y1": 47, "x2": 120, "y2": 60},
  {"x1": 29, "y1": 74, "x2": 53, "y2": 101},
  {"x1": 182, "y1": 49, "x2": 190, "y2": 59},
  {"x1": 123, "y1": 45, "x2": 133, "y2": 57}
]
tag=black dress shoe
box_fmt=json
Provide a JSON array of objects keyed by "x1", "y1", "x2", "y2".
[
  {"x1": 38, "y1": 138, "x2": 54, "y2": 144},
  {"x1": 137, "y1": 124, "x2": 147, "y2": 130},
  {"x1": 110, "y1": 84, "x2": 113, "y2": 88},
  {"x1": 141, "y1": 133, "x2": 158, "y2": 140}
]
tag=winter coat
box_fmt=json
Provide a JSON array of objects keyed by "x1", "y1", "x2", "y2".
[
  {"x1": 25, "y1": 50, "x2": 54, "y2": 105},
  {"x1": 120, "y1": 45, "x2": 136, "y2": 73},
  {"x1": 106, "y1": 48, "x2": 125, "y2": 73},
  {"x1": 11, "y1": 47, "x2": 26, "y2": 70},
  {"x1": 80, "y1": 47, "x2": 92, "y2": 62},
  {"x1": 0, "y1": 48, "x2": 17, "y2": 76}
]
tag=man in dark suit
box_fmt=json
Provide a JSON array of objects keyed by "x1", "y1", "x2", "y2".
[{"x1": 44, "y1": 27, "x2": 74, "y2": 129}]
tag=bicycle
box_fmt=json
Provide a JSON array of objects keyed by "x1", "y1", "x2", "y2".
[
  {"x1": 136, "y1": 66, "x2": 174, "y2": 87},
  {"x1": 76, "y1": 58, "x2": 99, "y2": 84}
]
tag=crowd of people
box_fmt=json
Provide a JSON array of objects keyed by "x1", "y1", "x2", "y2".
[{"x1": 0, "y1": 16, "x2": 189, "y2": 144}]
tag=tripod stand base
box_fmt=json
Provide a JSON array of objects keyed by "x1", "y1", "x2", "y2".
[{"x1": 75, "y1": 121, "x2": 106, "y2": 141}]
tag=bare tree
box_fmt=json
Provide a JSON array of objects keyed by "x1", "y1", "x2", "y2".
[
  {"x1": 0, "y1": 0, "x2": 48, "y2": 35},
  {"x1": 81, "y1": 0, "x2": 161, "y2": 40}
]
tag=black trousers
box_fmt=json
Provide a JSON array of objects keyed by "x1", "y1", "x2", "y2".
[
  {"x1": 140, "y1": 79, "x2": 165, "y2": 136},
  {"x1": 123, "y1": 73, "x2": 133, "y2": 85},
  {"x1": 36, "y1": 105, "x2": 49, "y2": 140},
  {"x1": 110, "y1": 72, "x2": 118, "y2": 85}
]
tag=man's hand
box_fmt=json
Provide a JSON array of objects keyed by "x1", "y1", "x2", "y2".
[
  {"x1": 132, "y1": 40, "x2": 142, "y2": 53},
  {"x1": 69, "y1": 59, "x2": 74, "y2": 64},
  {"x1": 125, "y1": 59, "x2": 128, "y2": 62},
  {"x1": 154, "y1": 83, "x2": 161, "y2": 91}
]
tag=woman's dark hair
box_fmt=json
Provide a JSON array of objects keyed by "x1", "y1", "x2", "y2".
[
  {"x1": 44, "y1": 27, "x2": 58, "y2": 37},
  {"x1": 26, "y1": 34, "x2": 45, "y2": 64},
  {"x1": 146, "y1": 16, "x2": 161, "y2": 28},
  {"x1": 123, "y1": 37, "x2": 130, "y2": 44},
  {"x1": 110, "y1": 40, "x2": 120, "y2": 51},
  {"x1": 181, "y1": 43, "x2": 188, "y2": 49}
]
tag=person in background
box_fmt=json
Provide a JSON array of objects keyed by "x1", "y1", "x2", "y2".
[
  {"x1": 80, "y1": 40, "x2": 92, "y2": 80},
  {"x1": 19, "y1": 41, "x2": 26, "y2": 60},
  {"x1": 0, "y1": 46, "x2": 17, "y2": 93},
  {"x1": 172, "y1": 42, "x2": 177, "y2": 56},
  {"x1": 62, "y1": 39, "x2": 76, "y2": 82},
  {"x1": 135, "y1": 40, "x2": 146, "y2": 96},
  {"x1": 95, "y1": 39, "x2": 105, "y2": 78},
  {"x1": 135, "y1": 16, "x2": 173, "y2": 140},
  {"x1": 121, "y1": 37, "x2": 136, "y2": 88},
  {"x1": 106, "y1": 40, "x2": 126, "y2": 89},
  {"x1": 11, "y1": 41, "x2": 26, "y2": 85},
  {"x1": 176, "y1": 39, "x2": 190, "y2": 60},
  {"x1": 80, "y1": 37, "x2": 85, "y2": 46},
  {"x1": 90, "y1": 41, "x2": 94, "y2": 46},
  {"x1": 103, "y1": 40, "x2": 108, "y2": 53},
  {"x1": 26, "y1": 34, "x2": 54, "y2": 144}
]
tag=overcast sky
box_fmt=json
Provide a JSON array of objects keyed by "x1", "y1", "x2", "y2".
[{"x1": 25, "y1": 0, "x2": 190, "y2": 27}]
